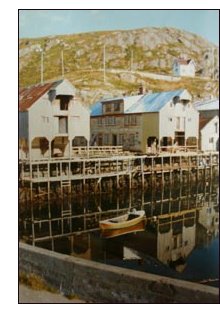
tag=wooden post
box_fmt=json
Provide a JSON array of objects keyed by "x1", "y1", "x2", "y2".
[
  {"x1": 83, "y1": 160, "x2": 85, "y2": 192},
  {"x1": 141, "y1": 158, "x2": 145, "y2": 189},
  {"x1": 47, "y1": 161, "x2": 50, "y2": 201},
  {"x1": 49, "y1": 140, "x2": 51, "y2": 160},
  {"x1": 161, "y1": 155, "x2": 164, "y2": 186},
  {"x1": 129, "y1": 173, "x2": 132, "y2": 189},
  {"x1": 37, "y1": 164, "x2": 40, "y2": 179},
  {"x1": 179, "y1": 155, "x2": 182, "y2": 184},
  {"x1": 116, "y1": 175, "x2": 119, "y2": 189},
  {"x1": 60, "y1": 162, "x2": 62, "y2": 197},
  {"x1": 56, "y1": 162, "x2": 58, "y2": 177},
  {"x1": 31, "y1": 203, "x2": 35, "y2": 246},
  {"x1": 169, "y1": 155, "x2": 172, "y2": 186},
  {"x1": 188, "y1": 155, "x2": 190, "y2": 186}
]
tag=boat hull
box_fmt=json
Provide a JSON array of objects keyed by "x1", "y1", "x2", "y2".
[
  {"x1": 101, "y1": 220, "x2": 146, "y2": 238},
  {"x1": 99, "y1": 210, "x2": 145, "y2": 230}
]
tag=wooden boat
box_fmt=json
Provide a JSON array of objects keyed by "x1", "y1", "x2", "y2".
[
  {"x1": 99, "y1": 210, "x2": 145, "y2": 230},
  {"x1": 101, "y1": 220, "x2": 146, "y2": 238}
]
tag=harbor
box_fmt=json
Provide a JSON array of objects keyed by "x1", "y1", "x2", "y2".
[
  {"x1": 19, "y1": 171, "x2": 219, "y2": 288},
  {"x1": 19, "y1": 150, "x2": 219, "y2": 201}
]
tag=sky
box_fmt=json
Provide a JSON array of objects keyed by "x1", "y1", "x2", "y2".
[{"x1": 19, "y1": 10, "x2": 219, "y2": 45}]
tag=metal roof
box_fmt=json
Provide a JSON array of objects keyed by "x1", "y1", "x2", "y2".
[
  {"x1": 194, "y1": 98, "x2": 219, "y2": 111},
  {"x1": 19, "y1": 80, "x2": 63, "y2": 112},
  {"x1": 90, "y1": 89, "x2": 188, "y2": 116},
  {"x1": 90, "y1": 95, "x2": 143, "y2": 116},
  {"x1": 126, "y1": 89, "x2": 186, "y2": 113},
  {"x1": 90, "y1": 101, "x2": 103, "y2": 116}
]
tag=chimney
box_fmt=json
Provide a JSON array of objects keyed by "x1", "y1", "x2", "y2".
[{"x1": 138, "y1": 84, "x2": 144, "y2": 95}]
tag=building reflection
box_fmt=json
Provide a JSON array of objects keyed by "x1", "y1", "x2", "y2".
[{"x1": 19, "y1": 179, "x2": 219, "y2": 276}]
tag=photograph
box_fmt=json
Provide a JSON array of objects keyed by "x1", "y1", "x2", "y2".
[{"x1": 18, "y1": 9, "x2": 219, "y2": 304}]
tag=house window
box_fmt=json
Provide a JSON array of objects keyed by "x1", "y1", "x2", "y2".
[
  {"x1": 131, "y1": 115, "x2": 137, "y2": 125},
  {"x1": 124, "y1": 116, "x2": 129, "y2": 125},
  {"x1": 41, "y1": 116, "x2": 49, "y2": 123},
  {"x1": 209, "y1": 137, "x2": 214, "y2": 143},
  {"x1": 118, "y1": 134, "x2": 124, "y2": 145},
  {"x1": 169, "y1": 117, "x2": 172, "y2": 122},
  {"x1": 106, "y1": 116, "x2": 116, "y2": 125},
  {"x1": 60, "y1": 96, "x2": 71, "y2": 110},
  {"x1": 104, "y1": 103, "x2": 111, "y2": 113},
  {"x1": 114, "y1": 102, "x2": 120, "y2": 112},
  {"x1": 103, "y1": 134, "x2": 109, "y2": 145},
  {"x1": 124, "y1": 115, "x2": 137, "y2": 126},
  {"x1": 59, "y1": 117, "x2": 68, "y2": 134},
  {"x1": 214, "y1": 122, "x2": 218, "y2": 134},
  {"x1": 97, "y1": 118, "x2": 102, "y2": 126},
  {"x1": 129, "y1": 134, "x2": 135, "y2": 145}
]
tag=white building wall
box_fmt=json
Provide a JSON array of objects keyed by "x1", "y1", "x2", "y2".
[
  {"x1": 179, "y1": 64, "x2": 195, "y2": 77},
  {"x1": 157, "y1": 224, "x2": 196, "y2": 264},
  {"x1": 69, "y1": 103, "x2": 90, "y2": 141},
  {"x1": 21, "y1": 79, "x2": 90, "y2": 159},
  {"x1": 185, "y1": 106, "x2": 199, "y2": 139},
  {"x1": 173, "y1": 63, "x2": 195, "y2": 77},
  {"x1": 159, "y1": 101, "x2": 175, "y2": 139},
  {"x1": 159, "y1": 99, "x2": 199, "y2": 141},
  {"x1": 200, "y1": 116, "x2": 219, "y2": 151},
  {"x1": 28, "y1": 95, "x2": 53, "y2": 142}
]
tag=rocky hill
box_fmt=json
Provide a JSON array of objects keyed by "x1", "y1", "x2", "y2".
[{"x1": 19, "y1": 27, "x2": 219, "y2": 105}]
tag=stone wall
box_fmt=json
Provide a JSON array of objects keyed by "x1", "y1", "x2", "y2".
[{"x1": 19, "y1": 242, "x2": 219, "y2": 304}]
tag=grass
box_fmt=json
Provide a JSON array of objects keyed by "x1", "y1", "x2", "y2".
[
  {"x1": 19, "y1": 272, "x2": 57, "y2": 293},
  {"x1": 19, "y1": 30, "x2": 219, "y2": 101},
  {"x1": 19, "y1": 271, "x2": 82, "y2": 300}
]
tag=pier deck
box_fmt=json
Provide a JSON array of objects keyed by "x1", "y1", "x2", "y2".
[{"x1": 19, "y1": 151, "x2": 219, "y2": 200}]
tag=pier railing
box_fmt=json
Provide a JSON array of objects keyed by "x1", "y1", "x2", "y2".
[
  {"x1": 147, "y1": 145, "x2": 198, "y2": 154},
  {"x1": 19, "y1": 152, "x2": 219, "y2": 186},
  {"x1": 72, "y1": 146, "x2": 125, "y2": 157}
]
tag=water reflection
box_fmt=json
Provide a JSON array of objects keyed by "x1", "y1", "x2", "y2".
[{"x1": 19, "y1": 179, "x2": 219, "y2": 286}]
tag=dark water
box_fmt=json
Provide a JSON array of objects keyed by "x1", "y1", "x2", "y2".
[{"x1": 19, "y1": 180, "x2": 219, "y2": 287}]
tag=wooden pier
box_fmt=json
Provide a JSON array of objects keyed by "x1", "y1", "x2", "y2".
[
  {"x1": 19, "y1": 177, "x2": 218, "y2": 247},
  {"x1": 19, "y1": 151, "x2": 219, "y2": 201}
]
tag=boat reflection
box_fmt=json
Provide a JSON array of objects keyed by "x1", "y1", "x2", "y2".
[
  {"x1": 19, "y1": 178, "x2": 219, "y2": 285},
  {"x1": 101, "y1": 220, "x2": 146, "y2": 239}
]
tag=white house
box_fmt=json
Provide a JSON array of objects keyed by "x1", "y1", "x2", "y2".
[
  {"x1": 194, "y1": 98, "x2": 219, "y2": 119},
  {"x1": 198, "y1": 204, "x2": 219, "y2": 237},
  {"x1": 199, "y1": 115, "x2": 219, "y2": 152},
  {"x1": 157, "y1": 220, "x2": 196, "y2": 272},
  {"x1": 19, "y1": 79, "x2": 90, "y2": 160},
  {"x1": 90, "y1": 89, "x2": 199, "y2": 153},
  {"x1": 173, "y1": 58, "x2": 196, "y2": 77}
]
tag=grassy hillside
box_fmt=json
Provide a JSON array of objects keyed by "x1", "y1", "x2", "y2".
[{"x1": 19, "y1": 27, "x2": 219, "y2": 105}]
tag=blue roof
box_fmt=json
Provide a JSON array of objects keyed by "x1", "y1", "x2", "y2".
[
  {"x1": 126, "y1": 89, "x2": 185, "y2": 113},
  {"x1": 90, "y1": 101, "x2": 102, "y2": 116},
  {"x1": 90, "y1": 89, "x2": 186, "y2": 116}
]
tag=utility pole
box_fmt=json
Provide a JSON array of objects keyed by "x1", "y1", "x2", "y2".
[
  {"x1": 103, "y1": 44, "x2": 106, "y2": 84},
  {"x1": 40, "y1": 49, "x2": 44, "y2": 84},
  {"x1": 61, "y1": 50, "x2": 64, "y2": 78},
  {"x1": 130, "y1": 50, "x2": 133, "y2": 72}
]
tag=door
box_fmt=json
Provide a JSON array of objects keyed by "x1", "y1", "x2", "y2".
[{"x1": 112, "y1": 134, "x2": 117, "y2": 146}]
